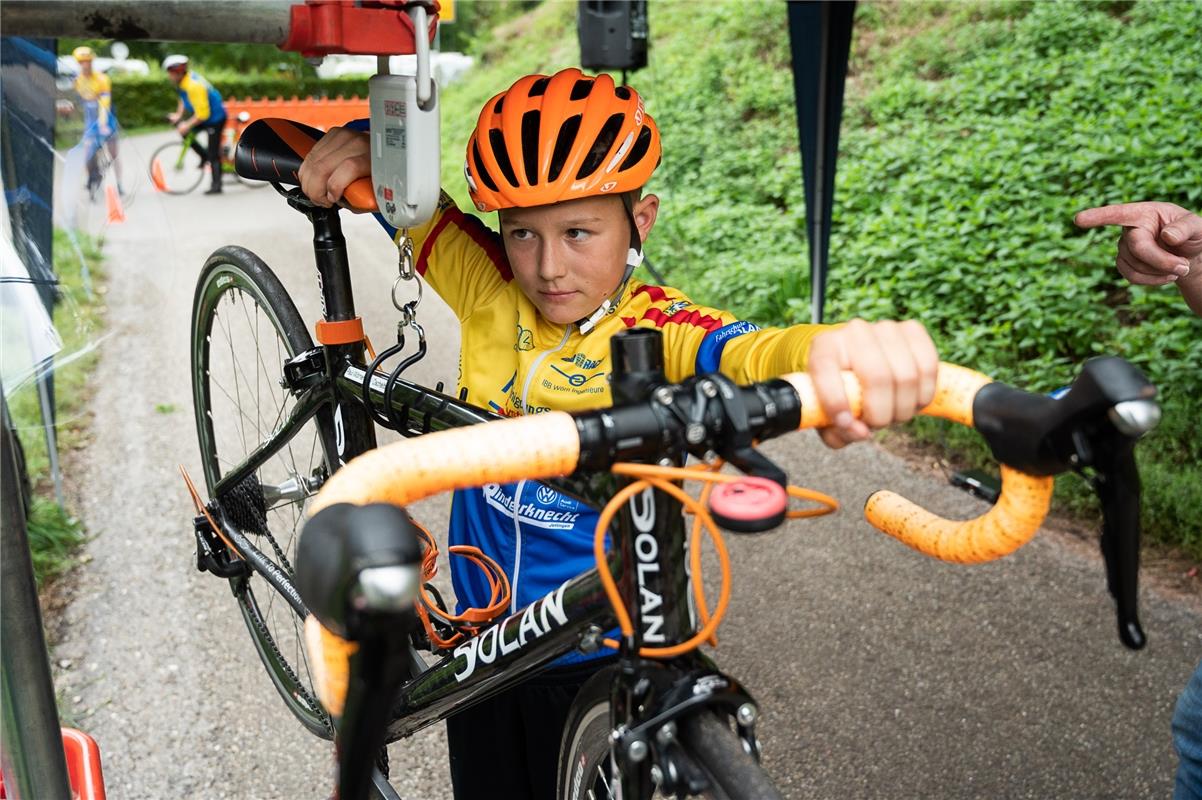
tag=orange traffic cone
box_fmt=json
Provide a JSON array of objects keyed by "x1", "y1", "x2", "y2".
[
  {"x1": 105, "y1": 184, "x2": 126, "y2": 223},
  {"x1": 150, "y1": 158, "x2": 167, "y2": 192}
]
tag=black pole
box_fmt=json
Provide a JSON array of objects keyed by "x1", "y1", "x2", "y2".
[
  {"x1": 787, "y1": 1, "x2": 856, "y2": 324},
  {"x1": 0, "y1": 387, "x2": 72, "y2": 800}
]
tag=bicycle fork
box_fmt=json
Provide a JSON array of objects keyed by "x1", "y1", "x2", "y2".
[{"x1": 605, "y1": 330, "x2": 766, "y2": 797}]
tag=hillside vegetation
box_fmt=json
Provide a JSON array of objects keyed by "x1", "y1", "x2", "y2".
[{"x1": 435, "y1": 0, "x2": 1201, "y2": 553}]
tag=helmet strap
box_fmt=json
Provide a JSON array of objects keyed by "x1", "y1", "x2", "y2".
[{"x1": 576, "y1": 195, "x2": 645, "y2": 335}]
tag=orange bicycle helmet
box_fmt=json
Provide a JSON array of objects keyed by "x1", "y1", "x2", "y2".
[{"x1": 464, "y1": 67, "x2": 661, "y2": 212}]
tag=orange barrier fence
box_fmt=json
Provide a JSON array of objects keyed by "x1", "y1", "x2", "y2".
[{"x1": 225, "y1": 96, "x2": 370, "y2": 135}]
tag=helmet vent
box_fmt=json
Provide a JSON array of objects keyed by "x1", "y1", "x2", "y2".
[
  {"x1": 529, "y1": 77, "x2": 550, "y2": 97},
  {"x1": 494, "y1": 97, "x2": 504, "y2": 114},
  {"x1": 615, "y1": 86, "x2": 631, "y2": 101},
  {"x1": 548, "y1": 115, "x2": 582, "y2": 183},
  {"x1": 577, "y1": 114, "x2": 625, "y2": 180},
  {"x1": 473, "y1": 141, "x2": 500, "y2": 192},
  {"x1": 570, "y1": 79, "x2": 594, "y2": 101},
  {"x1": 488, "y1": 129, "x2": 520, "y2": 188},
  {"x1": 619, "y1": 127, "x2": 653, "y2": 173},
  {"x1": 520, "y1": 110, "x2": 541, "y2": 186}
]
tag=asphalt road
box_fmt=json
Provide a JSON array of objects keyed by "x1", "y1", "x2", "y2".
[{"x1": 47, "y1": 131, "x2": 1202, "y2": 799}]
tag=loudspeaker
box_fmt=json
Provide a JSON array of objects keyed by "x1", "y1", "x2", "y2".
[{"x1": 578, "y1": 1, "x2": 648, "y2": 72}]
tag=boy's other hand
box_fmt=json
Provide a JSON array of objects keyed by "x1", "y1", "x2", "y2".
[
  {"x1": 298, "y1": 126, "x2": 371, "y2": 209},
  {"x1": 806, "y1": 319, "x2": 938, "y2": 450}
]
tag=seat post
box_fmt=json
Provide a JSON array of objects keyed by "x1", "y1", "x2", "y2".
[
  {"x1": 294, "y1": 203, "x2": 356, "y2": 324},
  {"x1": 290, "y1": 199, "x2": 379, "y2": 461}
]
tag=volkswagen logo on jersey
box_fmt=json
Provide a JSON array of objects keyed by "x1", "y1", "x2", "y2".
[{"x1": 483, "y1": 483, "x2": 582, "y2": 530}]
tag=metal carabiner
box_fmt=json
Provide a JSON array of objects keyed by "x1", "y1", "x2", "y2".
[
  {"x1": 398, "y1": 229, "x2": 416, "y2": 281},
  {"x1": 407, "y1": 3, "x2": 435, "y2": 109}
]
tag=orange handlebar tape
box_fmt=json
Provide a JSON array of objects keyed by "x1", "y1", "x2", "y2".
[
  {"x1": 309, "y1": 411, "x2": 581, "y2": 513},
  {"x1": 304, "y1": 614, "x2": 357, "y2": 717},
  {"x1": 782, "y1": 362, "x2": 1053, "y2": 563},
  {"x1": 782, "y1": 362, "x2": 989, "y2": 430},
  {"x1": 865, "y1": 466, "x2": 1053, "y2": 563},
  {"x1": 315, "y1": 317, "x2": 365, "y2": 346}
]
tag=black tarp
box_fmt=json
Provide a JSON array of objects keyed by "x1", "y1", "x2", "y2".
[
  {"x1": 1, "y1": 36, "x2": 58, "y2": 314},
  {"x1": 786, "y1": 1, "x2": 855, "y2": 323}
]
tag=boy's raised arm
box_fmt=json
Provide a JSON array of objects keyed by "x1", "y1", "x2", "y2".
[{"x1": 298, "y1": 126, "x2": 373, "y2": 210}]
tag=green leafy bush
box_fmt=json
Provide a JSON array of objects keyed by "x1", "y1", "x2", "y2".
[{"x1": 437, "y1": 0, "x2": 1202, "y2": 552}]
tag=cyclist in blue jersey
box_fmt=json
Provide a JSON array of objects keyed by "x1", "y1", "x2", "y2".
[{"x1": 163, "y1": 54, "x2": 227, "y2": 195}]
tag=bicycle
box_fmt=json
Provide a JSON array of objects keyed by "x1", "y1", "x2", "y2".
[
  {"x1": 78, "y1": 121, "x2": 137, "y2": 207},
  {"x1": 185, "y1": 118, "x2": 1159, "y2": 800},
  {"x1": 149, "y1": 111, "x2": 264, "y2": 195}
]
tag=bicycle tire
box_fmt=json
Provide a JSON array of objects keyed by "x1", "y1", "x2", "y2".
[
  {"x1": 149, "y1": 140, "x2": 204, "y2": 195},
  {"x1": 558, "y1": 666, "x2": 783, "y2": 800},
  {"x1": 191, "y1": 245, "x2": 342, "y2": 738}
]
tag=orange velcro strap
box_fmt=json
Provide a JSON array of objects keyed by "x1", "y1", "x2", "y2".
[{"x1": 315, "y1": 317, "x2": 365, "y2": 345}]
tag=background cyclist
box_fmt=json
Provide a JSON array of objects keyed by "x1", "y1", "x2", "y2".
[
  {"x1": 163, "y1": 54, "x2": 227, "y2": 195},
  {"x1": 72, "y1": 45, "x2": 124, "y2": 200},
  {"x1": 299, "y1": 67, "x2": 940, "y2": 799}
]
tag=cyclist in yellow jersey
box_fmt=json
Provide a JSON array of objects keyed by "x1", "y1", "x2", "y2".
[
  {"x1": 71, "y1": 46, "x2": 124, "y2": 199},
  {"x1": 163, "y1": 54, "x2": 227, "y2": 195},
  {"x1": 300, "y1": 68, "x2": 939, "y2": 799}
]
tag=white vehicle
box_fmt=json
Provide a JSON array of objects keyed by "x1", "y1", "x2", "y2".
[{"x1": 315, "y1": 51, "x2": 473, "y2": 85}]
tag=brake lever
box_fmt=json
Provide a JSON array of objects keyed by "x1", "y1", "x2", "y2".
[
  {"x1": 1077, "y1": 398, "x2": 1159, "y2": 650},
  {"x1": 1089, "y1": 448, "x2": 1145, "y2": 650},
  {"x1": 972, "y1": 356, "x2": 1159, "y2": 649}
]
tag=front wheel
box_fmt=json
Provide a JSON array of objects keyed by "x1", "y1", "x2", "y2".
[
  {"x1": 191, "y1": 246, "x2": 342, "y2": 738},
  {"x1": 149, "y1": 140, "x2": 204, "y2": 195},
  {"x1": 558, "y1": 667, "x2": 783, "y2": 800}
]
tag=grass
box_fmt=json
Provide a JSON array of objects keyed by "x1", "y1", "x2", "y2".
[
  {"x1": 433, "y1": 0, "x2": 1202, "y2": 557},
  {"x1": 7, "y1": 228, "x2": 107, "y2": 585}
]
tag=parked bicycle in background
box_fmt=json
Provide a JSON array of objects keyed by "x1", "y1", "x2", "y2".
[{"x1": 149, "y1": 110, "x2": 260, "y2": 195}]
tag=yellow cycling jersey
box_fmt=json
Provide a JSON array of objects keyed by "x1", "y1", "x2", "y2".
[
  {"x1": 177, "y1": 71, "x2": 225, "y2": 123},
  {"x1": 401, "y1": 192, "x2": 831, "y2": 417},
  {"x1": 391, "y1": 191, "x2": 832, "y2": 661},
  {"x1": 74, "y1": 72, "x2": 112, "y2": 127}
]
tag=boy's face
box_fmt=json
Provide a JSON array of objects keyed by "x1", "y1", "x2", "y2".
[{"x1": 499, "y1": 194, "x2": 658, "y2": 326}]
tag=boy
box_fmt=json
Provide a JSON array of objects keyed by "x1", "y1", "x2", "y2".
[{"x1": 300, "y1": 67, "x2": 938, "y2": 798}]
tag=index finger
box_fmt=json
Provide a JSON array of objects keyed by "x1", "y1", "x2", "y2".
[{"x1": 1074, "y1": 203, "x2": 1148, "y2": 229}]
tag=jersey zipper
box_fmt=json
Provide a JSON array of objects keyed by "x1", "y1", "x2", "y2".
[{"x1": 509, "y1": 326, "x2": 572, "y2": 612}]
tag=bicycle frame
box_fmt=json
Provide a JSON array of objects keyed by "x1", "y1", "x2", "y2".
[{"x1": 200, "y1": 196, "x2": 760, "y2": 797}]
